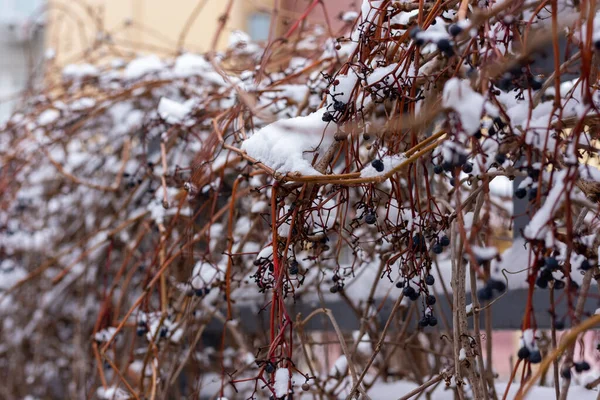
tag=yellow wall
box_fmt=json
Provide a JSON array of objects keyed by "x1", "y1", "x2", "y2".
[{"x1": 46, "y1": 0, "x2": 274, "y2": 65}]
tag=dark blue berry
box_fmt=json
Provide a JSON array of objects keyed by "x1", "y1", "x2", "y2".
[
  {"x1": 545, "y1": 257, "x2": 559, "y2": 270},
  {"x1": 580, "y1": 259, "x2": 592, "y2": 271},
  {"x1": 488, "y1": 279, "x2": 506, "y2": 292},
  {"x1": 159, "y1": 326, "x2": 168, "y2": 338},
  {"x1": 442, "y1": 161, "x2": 453, "y2": 172},
  {"x1": 402, "y1": 286, "x2": 416, "y2": 297},
  {"x1": 462, "y1": 162, "x2": 473, "y2": 174},
  {"x1": 448, "y1": 24, "x2": 462, "y2": 36},
  {"x1": 561, "y1": 367, "x2": 572, "y2": 379},
  {"x1": 408, "y1": 291, "x2": 420, "y2": 301},
  {"x1": 433, "y1": 164, "x2": 444, "y2": 174},
  {"x1": 437, "y1": 38, "x2": 454, "y2": 56},
  {"x1": 432, "y1": 243, "x2": 443, "y2": 254},
  {"x1": 322, "y1": 112, "x2": 334, "y2": 122},
  {"x1": 515, "y1": 188, "x2": 527, "y2": 199},
  {"x1": 425, "y1": 274, "x2": 435, "y2": 285},
  {"x1": 395, "y1": 281, "x2": 404, "y2": 288},
  {"x1": 265, "y1": 362, "x2": 275, "y2": 374},
  {"x1": 554, "y1": 280, "x2": 565, "y2": 290},
  {"x1": 428, "y1": 315, "x2": 438, "y2": 326},
  {"x1": 371, "y1": 159, "x2": 384, "y2": 172},
  {"x1": 495, "y1": 153, "x2": 506, "y2": 164},
  {"x1": 289, "y1": 260, "x2": 299, "y2": 275},
  {"x1": 136, "y1": 327, "x2": 147, "y2": 337},
  {"x1": 575, "y1": 361, "x2": 590, "y2": 372},
  {"x1": 555, "y1": 320, "x2": 565, "y2": 330},
  {"x1": 477, "y1": 286, "x2": 493, "y2": 301},
  {"x1": 440, "y1": 236, "x2": 450, "y2": 247},
  {"x1": 333, "y1": 100, "x2": 346, "y2": 112},
  {"x1": 529, "y1": 350, "x2": 542, "y2": 364},
  {"x1": 409, "y1": 27, "x2": 421, "y2": 38},
  {"x1": 449, "y1": 177, "x2": 455, "y2": 187},
  {"x1": 426, "y1": 295, "x2": 436, "y2": 305},
  {"x1": 365, "y1": 213, "x2": 377, "y2": 225},
  {"x1": 518, "y1": 346, "x2": 530, "y2": 359},
  {"x1": 528, "y1": 188, "x2": 538, "y2": 201},
  {"x1": 419, "y1": 316, "x2": 429, "y2": 327},
  {"x1": 536, "y1": 276, "x2": 548, "y2": 289}
]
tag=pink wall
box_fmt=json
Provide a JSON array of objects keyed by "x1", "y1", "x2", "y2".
[{"x1": 282, "y1": 0, "x2": 359, "y2": 31}]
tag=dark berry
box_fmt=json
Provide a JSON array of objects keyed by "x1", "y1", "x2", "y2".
[
  {"x1": 433, "y1": 164, "x2": 443, "y2": 174},
  {"x1": 540, "y1": 268, "x2": 553, "y2": 281},
  {"x1": 412, "y1": 234, "x2": 427, "y2": 252},
  {"x1": 474, "y1": 129, "x2": 482, "y2": 139},
  {"x1": 432, "y1": 243, "x2": 443, "y2": 254},
  {"x1": 440, "y1": 236, "x2": 450, "y2": 247},
  {"x1": 371, "y1": 159, "x2": 384, "y2": 172},
  {"x1": 497, "y1": 77, "x2": 512, "y2": 92},
  {"x1": 536, "y1": 276, "x2": 548, "y2": 289},
  {"x1": 456, "y1": 154, "x2": 468, "y2": 166},
  {"x1": 322, "y1": 112, "x2": 334, "y2": 122},
  {"x1": 488, "y1": 279, "x2": 506, "y2": 292},
  {"x1": 529, "y1": 350, "x2": 542, "y2": 364},
  {"x1": 330, "y1": 285, "x2": 339, "y2": 293},
  {"x1": 528, "y1": 167, "x2": 540, "y2": 180},
  {"x1": 442, "y1": 161, "x2": 453, "y2": 172},
  {"x1": 419, "y1": 316, "x2": 430, "y2": 327},
  {"x1": 409, "y1": 27, "x2": 421, "y2": 38},
  {"x1": 426, "y1": 295, "x2": 437, "y2": 305},
  {"x1": 159, "y1": 326, "x2": 168, "y2": 338},
  {"x1": 545, "y1": 257, "x2": 559, "y2": 270},
  {"x1": 365, "y1": 213, "x2": 377, "y2": 225},
  {"x1": 449, "y1": 177, "x2": 455, "y2": 187},
  {"x1": 555, "y1": 320, "x2": 565, "y2": 330},
  {"x1": 408, "y1": 291, "x2": 420, "y2": 301},
  {"x1": 529, "y1": 75, "x2": 543, "y2": 90},
  {"x1": 437, "y1": 38, "x2": 454, "y2": 56},
  {"x1": 333, "y1": 100, "x2": 346, "y2": 112},
  {"x1": 528, "y1": 188, "x2": 538, "y2": 201},
  {"x1": 415, "y1": 37, "x2": 425, "y2": 47},
  {"x1": 493, "y1": 117, "x2": 506, "y2": 129},
  {"x1": 428, "y1": 315, "x2": 438, "y2": 326},
  {"x1": 575, "y1": 361, "x2": 590, "y2": 372},
  {"x1": 515, "y1": 188, "x2": 527, "y2": 199},
  {"x1": 136, "y1": 327, "x2": 147, "y2": 337},
  {"x1": 195, "y1": 288, "x2": 205, "y2": 297},
  {"x1": 289, "y1": 261, "x2": 299, "y2": 275},
  {"x1": 561, "y1": 367, "x2": 572, "y2": 379},
  {"x1": 265, "y1": 362, "x2": 275, "y2": 374},
  {"x1": 332, "y1": 274, "x2": 340, "y2": 282},
  {"x1": 462, "y1": 162, "x2": 473, "y2": 174},
  {"x1": 448, "y1": 24, "x2": 463, "y2": 36},
  {"x1": 402, "y1": 286, "x2": 416, "y2": 297},
  {"x1": 595, "y1": 40, "x2": 600, "y2": 51},
  {"x1": 553, "y1": 280, "x2": 565, "y2": 290},
  {"x1": 509, "y1": 64, "x2": 524, "y2": 77},
  {"x1": 580, "y1": 259, "x2": 592, "y2": 271},
  {"x1": 488, "y1": 126, "x2": 497, "y2": 136},
  {"x1": 517, "y1": 346, "x2": 530, "y2": 359},
  {"x1": 425, "y1": 274, "x2": 435, "y2": 285},
  {"x1": 477, "y1": 286, "x2": 494, "y2": 301},
  {"x1": 495, "y1": 153, "x2": 506, "y2": 164},
  {"x1": 395, "y1": 281, "x2": 404, "y2": 288}
]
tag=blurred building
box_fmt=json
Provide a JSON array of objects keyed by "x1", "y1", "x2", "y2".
[{"x1": 0, "y1": 0, "x2": 45, "y2": 122}]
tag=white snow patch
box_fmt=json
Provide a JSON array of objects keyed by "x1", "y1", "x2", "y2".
[
  {"x1": 241, "y1": 108, "x2": 336, "y2": 175},
  {"x1": 37, "y1": 109, "x2": 60, "y2": 126},
  {"x1": 274, "y1": 368, "x2": 290, "y2": 397},
  {"x1": 124, "y1": 55, "x2": 165, "y2": 79},
  {"x1": 157, "y1": 97, "x2": 195, "y2": 124},
  {"x1": 442, "y1": 78, "x2": 485, "y2": 135}
]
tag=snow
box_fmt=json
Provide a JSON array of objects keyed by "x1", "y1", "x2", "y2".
[
  {"x1": 157, "y1": 97, "x2": 195, "y2": 124},
  {"x1": 96, "y1": 386, "x2": 129, "y2": 400},
  {"x1": 124, "y1": 55, "x2": 165, "y2": 79},
  {"x1": 241, "y1": 108, "x2": 336, "y2": 175},
  {"x1": 330, "y1": 355, "x2": 348, "y2": 377},
  {"x1": 94, "y1": 327, "x2": 118, "y2": 342},
  {"x1": 37, "y1": 109, "x2": 60, "y2": 126},
  {"x1": 524, "y1": 170, "x2": 568, "y2": 240},
  {"x1": 62, "y1": 63, "x2": 99, "y2": 79},
  {"x1": 273, "y1": 368, "x2": 290, "y2": 397},
  {"x1": 442, "y1": 78, "x2": 485, "y2": 135},
  {"x1": 459, "y1": 348, "x2": 466, "y2": 361},
  {"x1": 361, "y1": 154, "x2": 407, "y2": 178}
]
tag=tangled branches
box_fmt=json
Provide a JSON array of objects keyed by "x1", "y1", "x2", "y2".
[{"x1": 1, "y1": 0, "x2": 600, "y2": 399}]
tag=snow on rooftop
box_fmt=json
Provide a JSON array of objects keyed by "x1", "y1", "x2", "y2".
[{"x1": 241, "y1": 108, "x2": 336, "y2": 175}]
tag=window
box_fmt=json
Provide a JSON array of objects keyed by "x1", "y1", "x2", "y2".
[{"x1": 247, "y1": 12, "x2": 271, "y2": 42}]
